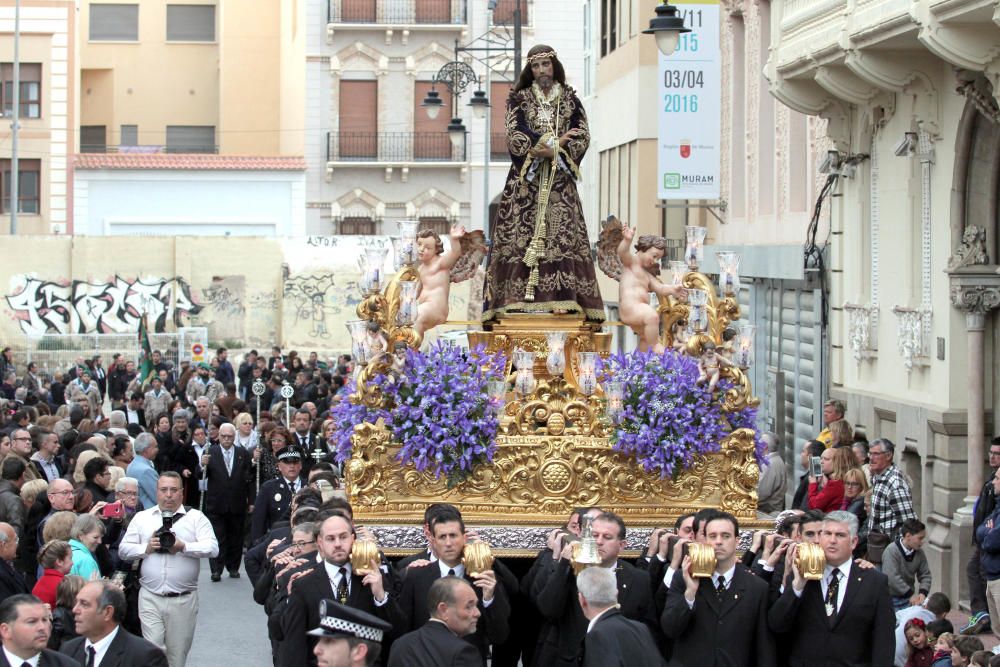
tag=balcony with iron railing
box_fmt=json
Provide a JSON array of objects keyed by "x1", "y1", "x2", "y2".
[
  {"x1": 328, "y1": 0, "x2": 466, "y2": 25},
  {"x1": 327, "y1": 131, "x2": 466, "y2": 163},
  {"x1": 490, "y1": 132, "x2": 510, "y2": 160}
]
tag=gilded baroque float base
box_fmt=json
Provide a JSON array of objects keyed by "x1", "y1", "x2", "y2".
[{"x1": 345, "y1": 315, "x2": 763, "y2": 553}]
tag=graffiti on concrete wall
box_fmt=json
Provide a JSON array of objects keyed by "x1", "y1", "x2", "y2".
[
  {"x1": 200, "y1": 276, "x2": 246, "y2": 341},
  {"x1": 283, "y1": 273, "x2": 361, "y2": 341},
  {"x1": 6, "y1": 275, "x2": 203, "y2": 335}
]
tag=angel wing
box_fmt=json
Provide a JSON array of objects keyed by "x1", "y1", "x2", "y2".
[
  {"x1": 597, "y1": 215, "x2": 625, "y2": 281},
  {"x1": 450, "y1": 230, "x2": 488, "y2": 283}
]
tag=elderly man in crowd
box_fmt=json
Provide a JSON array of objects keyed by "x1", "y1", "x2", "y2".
[
  {"x1": 127, "y1": 434, "x2": 160, "y2": 512},
  {"x1": 756, "y1": 432, "x2": 786, "y2": 514}
]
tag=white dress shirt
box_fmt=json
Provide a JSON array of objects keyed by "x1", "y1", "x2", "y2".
[
  {"x1": 819, "y1": 560, "x2": 852, "y2": 613},
  {"x1": 2, "y1": 647, "x2": 38, "y2": 666},
  {"x1": 438, "y1": 561, "x2": 464, "y2": 578},
  {"x1": 85, "y1": 625, "x2": 120, "y2": 667},
  {"x1": 118, "y1": 505, "x2": 219, "y2": 594},
  {"x1": 686, "y1": 563, "x2": 736, "y2": 608}
]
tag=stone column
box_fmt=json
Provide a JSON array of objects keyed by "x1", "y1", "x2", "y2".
[{"x1": 950, "y1": 284, "x2": 1000, "y2": 504}]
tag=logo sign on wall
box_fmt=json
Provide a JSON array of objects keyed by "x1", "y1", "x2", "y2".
[
  {"x1": 191, "y1": 343, "x2": 205, "y2": 363},
  {"x1": 657, "y1": 0, "x2": 721, "y2": 200}
]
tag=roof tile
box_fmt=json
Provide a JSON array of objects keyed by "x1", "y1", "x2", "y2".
[{"x1": 73, "y1": 154, "x2": 307, "y2": 171}]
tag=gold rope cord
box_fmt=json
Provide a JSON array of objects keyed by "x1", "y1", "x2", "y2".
[{"x1": 521, "y1": 88, "x2": 564, "y2": 302}]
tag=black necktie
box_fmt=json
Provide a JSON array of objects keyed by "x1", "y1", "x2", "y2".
[
  {"x1": 715, "y1": 575, "x2": 726, "y2": 599},
  {"x1": 337, "y1": 567, "x2": 349, "y2": 603},
  {"x1": 825, "y1": 569, "x2": 841, "y2": 618},
  {"x1": 86, "y1": 645, "x2": 96, "y2": 667},
  {"x1": 448, "y1": 568, "x2": 456, "y2": 577}
]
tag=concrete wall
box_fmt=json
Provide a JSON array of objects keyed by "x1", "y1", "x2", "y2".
[{"x1": 0, "y1": 235, "x2": 474, "y2": 352}]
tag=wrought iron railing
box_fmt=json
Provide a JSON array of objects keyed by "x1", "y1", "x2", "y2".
[
  {"x1": 328, "y1": 0, "x2": 466, "y2": 24},
  {"x1": 327, "y1": 131, "x2": 467, "y2": 162}
]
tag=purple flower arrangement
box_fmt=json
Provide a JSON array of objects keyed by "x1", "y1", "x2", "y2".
[
  {"x1": 329, "y1": 342, "x2": 507, "y2": 487},
  {"x1": 601, "y1": 348, "x2": 763, "y2": 479},
  {"x1": 329, "y1": 378, "x2": 388, "y2": 464}
]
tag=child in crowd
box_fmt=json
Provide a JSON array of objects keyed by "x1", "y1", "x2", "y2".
[
  {"x1": 30, "y1": 540, "x2": 72, "y2": 607},
  {"x1": 884, "y1": 518, "x2": 933, "y2": 611},
  {"x1": 970, "y1": 651, "x2": 992, "y2": 667},
  {"x1": 932, "y1": 633, "x2": 956, "y2": 667},
  {"x1": 48, "y1": 574, "x2": 84, "y2": 650},
  {"x1": 950, "y1": 637, "x2": 986, "y2": 667},
  {"x1": 904, "y1": 618, "x2": 934, "y2": 667}
]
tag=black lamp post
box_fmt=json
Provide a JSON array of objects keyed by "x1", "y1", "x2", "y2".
[{"x1": 642, "y1": 2, "x2": 691, "y2": 56}]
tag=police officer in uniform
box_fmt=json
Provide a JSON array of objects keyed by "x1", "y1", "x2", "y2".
[{"x1": 251, "y1": 445, "x2": 306, "y2": 544}]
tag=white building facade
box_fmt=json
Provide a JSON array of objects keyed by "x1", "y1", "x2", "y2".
[{"x1": 768, "y1": 0, "x2": 1000, "y2": 602}]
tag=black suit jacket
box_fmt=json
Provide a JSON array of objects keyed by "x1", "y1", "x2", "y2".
[
  {"x1": 767, "y1": 562, "x2": 895, "y2": 666},
  {"x1": 203, "y1": 444, "x2": 254, "y2": 515},
  {"x1": 278, "y1": 562, "x2": 403, "y2": 667},
  {"x1": 660, "y1": 563, "x2": 775, "y2": 667},
  {"x1": 0, "y1": 648, "x2": 77, "y2": 667},
  {"x1": 387, "y1": 621, "x2": 482, "y2": 667},
  {"x1": 535, "y1": 558, "x2": 658, "y2": 667},
  {"x1": 397, "y1": 563, "x2": 510, "y2": 664},
  {"x1": 0, "y1": 558, "x2": 29, "y2": 603},
  {"x1": 61, "y1": 627, "x2": 167, "y2": 666},
  {"x1": 250, "y1": 477, "x2": 301, "y2": 543},
  {"x1": 584, "y1": 608, "x2": 665, "y2": 667}
]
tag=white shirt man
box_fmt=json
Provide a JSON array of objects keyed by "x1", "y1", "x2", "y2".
[{"x1": 118, "y1": 472, "x2": 218, "y2": 667}]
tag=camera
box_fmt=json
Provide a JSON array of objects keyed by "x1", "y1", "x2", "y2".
[
  {"x1": 809, "y1": 456, "x2": 823, "y2": 478},
  {"x1": 155, "y1": 511, "x2": 177, "y2": 553}
]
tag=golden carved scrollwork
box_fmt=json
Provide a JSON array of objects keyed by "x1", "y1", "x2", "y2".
[
  {"x1": 499, "y1": 377, "x2": 610, "y2": 438},
  {"x1": 350, "y1": 266, "x2": 423, "y2": 409},
  {"x1": 347, "y1": 419, "x2": 756, "y2": 526}
]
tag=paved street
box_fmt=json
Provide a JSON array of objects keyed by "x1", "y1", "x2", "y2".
[{"x1": 186, "y1": 562, "x2": 272, "y2": 666}]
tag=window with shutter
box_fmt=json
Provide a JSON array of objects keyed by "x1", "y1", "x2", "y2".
[
  {"x1": 166, "y1": 5, "x2": 216, "y2": 42},
  {"x1": 1, "y1": 63, "x2": 42, "y2": 118},
  {"x1": 0, "y1": 159, "x2": 41, "y2": 214},
  {"x1": 90, "y1": 4, "x2": 139, "y2": 41},
  {"x1": 166, "y1": 125, "x2": 216, "y2": 153},
  {"x1": 338, "y1": 81, "x2": 378, "y2": 159},
  {"x1": 341, "y1": 217, "x2": 376, "y2": 235},
  {"x1": 413, "y1": 81, "x2": 452, "y2": 160},
  {"x1": 80, "y1": 126, "x2": 107, "y2": 153},
  {"x1": 490, "y1": 81, "x2": 511, "y2": 160}
]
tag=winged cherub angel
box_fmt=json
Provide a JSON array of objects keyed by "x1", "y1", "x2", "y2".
[
  {"x1": 413, "y1": 225, "x2": 488, "y2": 336},
  {"x1": 597, "y1": 216, "x2": 688, "y2": 352}
]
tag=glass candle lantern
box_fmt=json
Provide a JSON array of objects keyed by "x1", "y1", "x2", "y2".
[
  {"x1": 577, "y1": 352, "x2": 600, "y2": 396},
  {"x1": 513, "y1": 348, "x2": 536, "y2": 371},
  {"x1": 668, "y1": 260, "x2": 687, "y2": 287},
  {"x1": 687, "y1": 289, "x2": 709, "y2": 333},
  {"x1": 514, "y1": 369, "x2": 536, "y2": 396},
  {"x1": 546, "y1": 332, "x2": 567, "y2": 375},
  {"x1": 360, "y1": 244, "x2": 389, "y2": 295},
  {"x1": 716, "y1": 252, "x2": 741, "y2": 296},
  {"x1": 735, "y1": 324, "x2": 755, "y2": 368},
  {"x1": 605, "y1": 380, "x2": 625, "y2": 423},
  {"x1": 397, "y1": 219, "x2": 418, "y2": 266},
  {"x1": 486, "y1": 379, "x2": 508, "y2": 414},
  {"x1": 396, "y1": 280, "x2": 419, "y2": 326},
  {"x1": 346, "y1": 320, "x2": 370, "y2": 364},
  {"x1": 684, "y1": 226, "x2": 707, "y2": 270}
]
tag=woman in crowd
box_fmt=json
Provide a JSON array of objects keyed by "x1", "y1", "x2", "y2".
[
  {"x1": 828, "y1": 418, "x2": 854, "y2": 448},
  {"x1": 808, "y1": 446, "x2": 858, "y2": 512},
  {"x1": 68, "y1": 514, "x2": 104, "y2": 581},
  {"x1": 253, "y1": 426, "x2": 290, "y2": 484},
  {"x1": 233, "y1": 412, "x2": 258, "y2": 450},
  {"x1": 32, "y1": 540, "x2": 72, "y2": 607}
]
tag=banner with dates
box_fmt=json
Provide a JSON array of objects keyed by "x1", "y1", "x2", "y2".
[{"x1": 657, "y1": 0, "x2": 721, "y2": 200}]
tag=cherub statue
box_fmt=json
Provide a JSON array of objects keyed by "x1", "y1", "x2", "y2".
[
  {"x1": 671, "y1": 319, "x2": 690, "y2": 352},
  {"x1": 597, "y1": 216, "x2": 688, "y2": 353},
  {"x1": 386, "y1": 341, "x2": 408, "y2": 383},
  {"x1": 365, "y1": 320, "x2": 388, "y2": 362},
  {"x1": 414, "y1": 225, "x2": 488, "y2": 336},
  {"x1": 697, "y1": 341, "x2": 732, "y2": 393},
  {"x1": 719, "y1": 326, "x2": 738, "y2": 360}
]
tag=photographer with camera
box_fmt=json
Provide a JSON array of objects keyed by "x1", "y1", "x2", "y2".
[{"x1": 118, "y1": 471, "x2": 219, "y2": 667}]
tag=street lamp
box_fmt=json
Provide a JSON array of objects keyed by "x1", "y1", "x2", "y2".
[
  {"x1": 421, "y1": 89, "x2": 444, "y2": 120},
  {"x1": 468, "y1": 89, "x2": 489, "y2": 120},
  {"x1": 642, "y1": 2, "x2": 691, "y2": 56},
  {"x1": 447, "y1": 117, "x2": 467, "y2": 149}
]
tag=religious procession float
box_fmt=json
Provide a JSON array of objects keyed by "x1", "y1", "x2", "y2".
[{"x1": 329, "y1": 219, "x2": 765, "y2": 557}]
